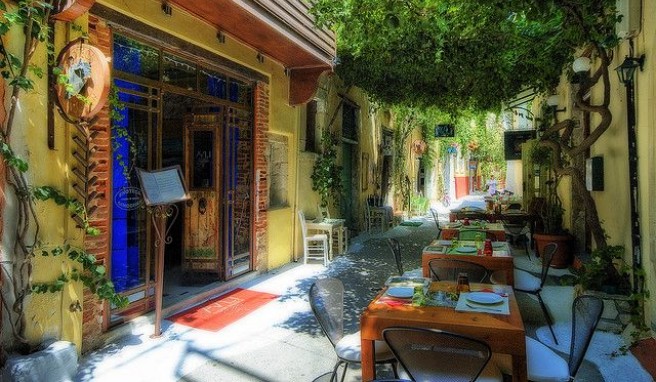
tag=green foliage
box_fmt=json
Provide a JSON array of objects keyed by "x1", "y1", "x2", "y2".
[
  {"x1": 310, "y1": 0, "x2": 620, "y2": 112},
  {"x1": 575, "y1": 245, "x2": 626, "y2": 293},
  {"x1": 31, "y1": 245, "x2": 129, "y2": 309},
  {"x1": 109, "y1": 84, "x2": 135, "y2": 178},
  {"x1": 311, "y1": 129, "x2": 343, "y2": 208},
  {"x1": 31, "y1": 185, "x2": 100, "y2": 236}
]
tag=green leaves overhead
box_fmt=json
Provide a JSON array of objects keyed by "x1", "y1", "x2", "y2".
[{"x1": 310, "y1": 0, "x2": 619, "y2": 112}]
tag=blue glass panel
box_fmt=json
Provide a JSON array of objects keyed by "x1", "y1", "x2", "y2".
[{"x1": 113, "y1": 34, "x2": 159, "y2": 80}]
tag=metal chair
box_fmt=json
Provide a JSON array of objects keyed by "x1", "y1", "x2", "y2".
[
  {"x1": 298, "y1": 210, "x2": 329, "y2": 266},
  {"x1": 365, "y1": 203, "x2": 385, "y2": 232},
  {"x1": 429, "y1": 208, "x2": 442, "y2": 239},
  {"x1": 502, "y1": 220, "x2": 531, "y2": 259},
  {"x1": 386, "y1": 238, "x2": 404, "y2": 276},
  {"x1": 309, "y1": 278, "x2": 398, "y2": 382},
  {"x1": 495, "y1": 295, "x2": 604, "y2": 382},
  {"x1": 428, "y1": 258, "x2": 489, "y2": 283},
  {"x1": 457, "y1": 229, "x2": 497, "y2": 241},
  {"x1": 382, "y1": 326, "x2": 502, "y2": 382},
  {"x1": 511, "y1": 242, "x2": 559, "y2": 344}
]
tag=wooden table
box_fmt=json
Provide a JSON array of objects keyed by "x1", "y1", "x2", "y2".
[
  {"x1": 441, "y1": 222, "x2": 506, "y2": 241},
  {"x1": 422, "y1": 240, "x2": 515, "y2": 285},
  {"x1": 306, "y1": 219, "x2": 346, "y2": 259},
  {"x1": 360, "y1": 282, "x2": 526, "y2": 382}
]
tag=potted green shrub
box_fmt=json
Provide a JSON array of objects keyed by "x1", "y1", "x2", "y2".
[{"x1": 530, "y1": 144, "x2": 573, "y2": 268}]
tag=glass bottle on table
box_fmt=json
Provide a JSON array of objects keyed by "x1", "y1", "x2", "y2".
[
  {"x1": 483, "y1": 239, "x2": 493, "y2": 256},
  {"x1": 456, "y1": 272, "x2": 470, "y2": 295}
]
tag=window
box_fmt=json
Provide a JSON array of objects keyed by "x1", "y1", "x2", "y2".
[
  {"x1": 304, "y1": 100, "x2": 317, "y2": 152},
  {"x1": 342, "y1": 100, "x2": 358, "y2": 142},
  {"x1": 266, "y1": 134, "x2": 289, "y2": 208}
]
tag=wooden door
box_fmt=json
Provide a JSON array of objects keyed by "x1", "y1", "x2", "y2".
[{"x1": 183, "y1": 113, "x2": 222, "y2": 275}]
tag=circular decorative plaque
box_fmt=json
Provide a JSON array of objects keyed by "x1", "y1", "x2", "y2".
[
  {"x1": 55, "y1": 39, "x2": 110, "y2": 122},
  {"x1": 51, "y1": 0, "x2": 96, "y2": 22}
]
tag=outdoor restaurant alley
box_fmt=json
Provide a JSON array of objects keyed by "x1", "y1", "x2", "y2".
[{"x1": 73, "y1": 195, "x2": 652, "y2": 382}]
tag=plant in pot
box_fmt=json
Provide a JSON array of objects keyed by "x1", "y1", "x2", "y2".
[{"x1": 530, "y1": 144, "x2": 573, "y2": 268}]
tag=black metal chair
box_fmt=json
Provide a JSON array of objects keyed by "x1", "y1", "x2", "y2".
[
  {"x1": 501, "y1": 220, "x2": 531, "y2": 259},
  {"x1": 309, "y1": 278, "x2": 398, "y2": 382},
  {"x1": 509, "y1": 242, "x2": 559, "y2": 344},
  {"x1": 382, "y1": 326, "x2": 502, "y2": 382},
  {"x1": 495, "y1": 295, "x2": 604, "y2": 381},
  {"x1": 428, "y1": 258, "x2": 489, "y2": 283},
  {"x1": 429, "y1": 208, "x2": 442, "y2": 239},
  {"x1": 386, "y1": 238, "x2": 404, "y2": 276}
]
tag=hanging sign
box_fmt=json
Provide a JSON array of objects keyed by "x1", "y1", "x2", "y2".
[
  {"x1": 51, "y1": 0, "x2": 96, "y2": 22},
  {"x1": 54, "y1": 38, "x2": 110, "y2": 122}
]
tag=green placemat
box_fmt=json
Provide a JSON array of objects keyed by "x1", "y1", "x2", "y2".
[{"x1": 400, "y1": 221, "x2": 423, "y2": 227}]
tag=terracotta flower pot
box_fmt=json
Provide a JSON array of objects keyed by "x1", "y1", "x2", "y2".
[{"x1": 533, "y1": 233, "x2": 572, "y2": 268}]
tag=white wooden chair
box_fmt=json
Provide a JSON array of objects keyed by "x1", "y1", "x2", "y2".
[{"x1": 298, "y1": 210, "x2": 329, "y2": 265}]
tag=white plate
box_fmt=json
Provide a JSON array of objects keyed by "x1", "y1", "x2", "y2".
[
  {"x1": 466, "y1": 292, "x2": 503, "y2": 305},
  {"x1": 455, "y1": 246, "x2": 477, "y2": 253},
  {"x1": 386, "y1": 287, "x2": 414, "y2": 299},
  {"x1": 492, "y1": 242, "x2": 505, "y2": 248}
]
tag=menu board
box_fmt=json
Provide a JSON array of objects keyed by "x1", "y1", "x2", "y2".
[{"x1": 136, "y1": 166, "x2": 189, "y2": 206}]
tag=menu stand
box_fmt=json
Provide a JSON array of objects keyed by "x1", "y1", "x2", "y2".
[{"x1": 136, "y1": 166, "x2": 189, "y2": 338}]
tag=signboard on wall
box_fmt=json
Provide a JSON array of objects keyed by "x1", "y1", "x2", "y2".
[
  {"x1": 434, "y1": 124, "x2": 455, "y2": 138},
  {"x1": 504, "y1": 130, "x2": 536, "y2": 160}
]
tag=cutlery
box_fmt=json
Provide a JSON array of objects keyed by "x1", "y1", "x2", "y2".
[{"x1": 466, "y1": 303, "x2": 503, "y2": 312}]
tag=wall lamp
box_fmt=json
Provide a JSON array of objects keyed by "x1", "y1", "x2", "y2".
[
  {"x1": 546, "y1": 94, "x2": 566, "y2": 115},
  {"x1": 571, "y1": 56, "x2": 591, "y2": 84},
  {"x1": 256, "y1": 52, "x2": 265, "y2": 63},
  {"x1": 615, "y1": 54, "x2": 645, "y2": 85}
]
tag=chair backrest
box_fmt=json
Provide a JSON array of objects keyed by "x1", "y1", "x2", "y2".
[
  {"x1": 568, "y1": 295, "x2": 604, "y2": 377},
  {"x1": 430, "y1": 208, "x2": 442, "y2": 238},
  {"x1": 458, "y1": 229, "x2": 496, "y2": 241},
  {"x1": 539, "y1": 243, "x2": 558, "y2": 287},
  {"x1": 428, "y1": 258, "x2": 489, "y2": 283},
  {"x1": 297, "y1": 210, "x2": 308, "y2": 239},
  {"x1": 387, "y1": 238, "x2": 404, "y2": 276},
  {"x1": 383, "y1": 326, "x2": 491, "y2": 382},
  {"x1": 308, "y1": 278, "x2": 345, "y2": 346}
]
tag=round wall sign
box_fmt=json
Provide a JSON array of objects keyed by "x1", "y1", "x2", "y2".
[
  {"x1": 51, "y1": 0, "x2": 96, "y2": 22},
  {"x1": 55, "y1": 39, "x2": 110, "y2": 122}
]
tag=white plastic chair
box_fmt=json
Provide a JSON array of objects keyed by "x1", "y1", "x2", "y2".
[{"x1": 298, "y1": 210, "x2": 329, "y2": 266}]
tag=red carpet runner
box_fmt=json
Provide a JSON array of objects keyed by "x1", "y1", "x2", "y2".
[{"x1": 168, "y1": 288, "x2": 279, "y2": 332}]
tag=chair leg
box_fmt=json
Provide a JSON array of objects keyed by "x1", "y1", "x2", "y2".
[
  {"x1": 330, "y1": 360, "x2": 343, "y2": 382},
  {"x1": 340, "y1": 362, "x2": 348, "y2": 382},
  {"x1": 537, "y1": 292, "x2": 558, "y2": 345}
]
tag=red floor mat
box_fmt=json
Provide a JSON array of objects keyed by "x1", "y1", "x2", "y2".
[
  {"x1": 168, "y1": 288, "x2": 279, "y2": 332},
  {"x1": 631, "y1": 337, "x2": 656, "y2": 380}
]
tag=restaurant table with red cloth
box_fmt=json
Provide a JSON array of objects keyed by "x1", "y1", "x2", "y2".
[
  {"x1": 440, "y1": 221, "x2": 506, "y2": 241},
  {"x1": 422, "y1": 240, "x2": 515, "y2": 285},
  {"x1": 360, "y1": 281, "x2": 527, "y2": 381}
]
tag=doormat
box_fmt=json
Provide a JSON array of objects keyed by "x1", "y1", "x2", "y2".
[
  {"x1": 168, "y1": 288, "x2": 279, "y2": 332},
  {"x1": 399, "y1": 221, "x2": 423, "y2": 227},
  {"x1": 631, "y1": 337, "x2": 656, "y2": 380}
]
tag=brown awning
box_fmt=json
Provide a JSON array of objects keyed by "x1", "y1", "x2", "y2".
[{"x1": 169, "y1": 0, "x2": 336, "y2": 104}]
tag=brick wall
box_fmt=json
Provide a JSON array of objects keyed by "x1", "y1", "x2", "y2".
[
  {"x1": 81, "y1": 16, "x2": 112, "y2": 353},
  {"x1": 253, "y1": 82, "x2": 269, "y2": 272}
]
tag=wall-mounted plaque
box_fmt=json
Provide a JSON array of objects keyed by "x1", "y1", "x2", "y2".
[
  {"x1": 54, "y1": 38, "x2": 110, "y2": 122},
  {"x1": 136, "y1": 166, "x2": 189, "y2": 206}
]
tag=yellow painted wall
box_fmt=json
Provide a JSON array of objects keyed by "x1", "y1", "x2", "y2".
[
  {"x1": 2, "y1": 13, "x2": 87, "y2": 349},
  {"x1": 633, "y1": 0, "x2": 656, "y2": 328},
  {"x1": 582, "y1": 1, "x2": 655, "y2": 328}
]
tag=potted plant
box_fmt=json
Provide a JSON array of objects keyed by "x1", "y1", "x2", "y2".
[{"x1": 530, "y1": 144, "x2": 573, "y2": 268}]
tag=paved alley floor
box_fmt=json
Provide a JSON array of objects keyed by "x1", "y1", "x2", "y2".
[{"x1": 74, "y1": 198, "x2": 651, "y2": 382}]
